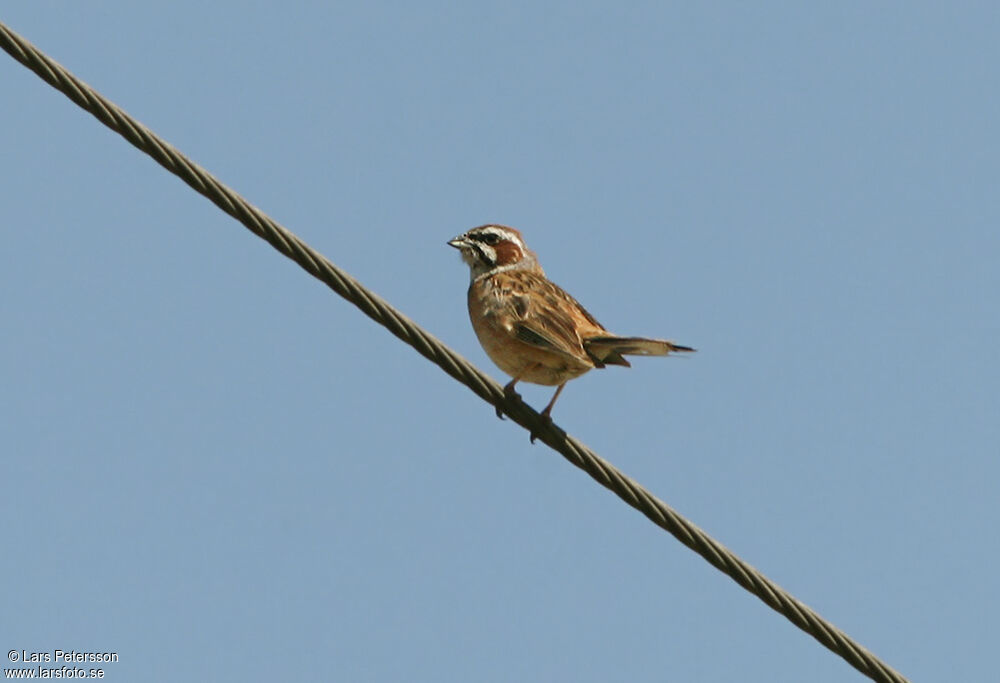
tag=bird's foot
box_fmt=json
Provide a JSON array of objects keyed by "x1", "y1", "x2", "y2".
[
  {"x1": 529, "y1": 413, "x2": 554, "y2": 444},
  {"x1": 497, "y1": 381, "x2": 522, "y2": 420}
]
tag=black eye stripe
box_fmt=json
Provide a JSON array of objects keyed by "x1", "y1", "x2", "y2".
[{"x1": 469, "y1": 231, "x2": 502, "y2": 245}]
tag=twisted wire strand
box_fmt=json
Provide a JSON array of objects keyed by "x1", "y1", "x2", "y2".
[{"x1": 0, "y1": 21, "x2": 908, "y2": 683}]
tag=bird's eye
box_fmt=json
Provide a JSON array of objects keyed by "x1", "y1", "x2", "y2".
[{"x1": 483, "y1": 233, "x2": 500, "y2": 245}]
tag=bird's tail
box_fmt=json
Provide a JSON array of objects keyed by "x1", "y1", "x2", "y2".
[{"x1": 584, "y1": 336, "x2": 695, "y2": 367}]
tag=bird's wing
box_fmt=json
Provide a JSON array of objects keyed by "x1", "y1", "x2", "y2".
[{"x1": 497, "y1": 270, "x2": 609, "y2": 365}]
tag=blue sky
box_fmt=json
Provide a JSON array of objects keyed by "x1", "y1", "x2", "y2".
[{"x1": 3, "y1": 3, "x2": 997, "y2": 681}]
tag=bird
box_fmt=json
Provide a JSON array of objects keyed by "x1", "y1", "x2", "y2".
[{"x1": 448, "y1": 224, "x2": 693, "y2": 438}]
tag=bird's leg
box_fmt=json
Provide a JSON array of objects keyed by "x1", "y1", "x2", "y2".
[
  {"x1": 540, "y1": 383, "x2": 566, "y2": 419},
  {"x1": 497, "y1": 365, "x2": 541, "y2": 419},
  {"x1": 530, "y1": 382, "x2": 566, "y2": 444}
]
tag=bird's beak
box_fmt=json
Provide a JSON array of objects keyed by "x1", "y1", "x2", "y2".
[{"x1": 447, "y1": 236, "x2": 467, "y2": 249}]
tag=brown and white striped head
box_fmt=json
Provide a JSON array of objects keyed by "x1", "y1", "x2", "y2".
[{"x1": 448, "y1": 224, "x2": 542, "y2": 281}]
